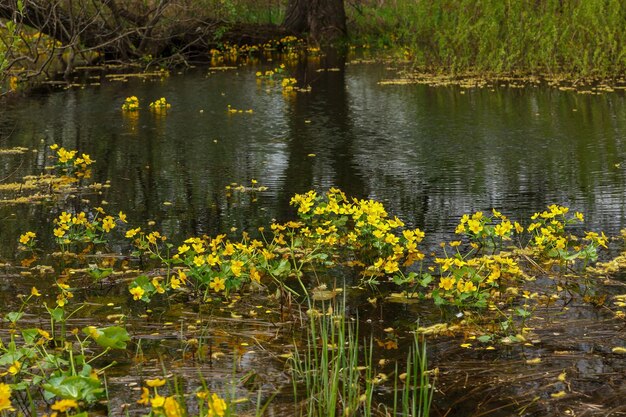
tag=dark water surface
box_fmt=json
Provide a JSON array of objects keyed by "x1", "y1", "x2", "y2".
[
  {"x1": 2, "y1": 59, "x2": 626, "y2": 253},
  {"x1": 1, "y1": 56, "x2": 626, "y2": 416}
]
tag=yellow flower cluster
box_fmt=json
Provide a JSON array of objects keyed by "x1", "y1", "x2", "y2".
[
  {"x1": 282, "y1": 77, "x2": 297, "y2": 91},
  {"x1": 526, "y1": 205, "x2": 593, "y2": 257},
  {"x1": 19, "y1": 231, "x2": 36, "y2": 245},
  {"x1": 136, "y1": 379, "x2": 227, "y2": 417},
  {"x1": 52, "y1": 209, "x2": 126, "y2": 247},
  {"x1": 137, "y1": 379, "x2": 186, "y2": 417},
  {"x1": 49, "y1": 144, "x2": 95, "y2": 177},
  {"x1": 121, "y1": 96, "x2": 139, "y2": 111},
  {"x1": 455, "y1": 209, "x2": 524, "y2": 244},
  {"x1": 289, "y1": 188, "x2": 425, "y2": 279},
  {"x1": 435, "y1": 253, "x2": 523, "y2": 305},
  {"x1": 149, "y1": 97, "x2": 171, "y2": 110}
]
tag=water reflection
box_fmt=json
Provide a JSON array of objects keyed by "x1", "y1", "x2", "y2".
[{"x1": 1, "y1": 57, "x2": 625, "y2": 257}]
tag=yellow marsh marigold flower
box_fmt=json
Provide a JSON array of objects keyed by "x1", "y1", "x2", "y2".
[
  {"x1": 0, "y1": 383, "x2": 14, "y2": 412},
  {"x1": 31, "y1": 287, "x2": 41, "y2": 297},
  {"x1": 207, "y1": 253, "x2": 221, "y2": 266},
  {"x1": 85, "y1": 326, "x2": 101, "y2": 339},
  {"x1": 192, "y1": 242, "x2": 205, "y2": 254},
  {"x1": 467, "y1": 219, "x2": 483, "y2": 234},
  {"x1": 82, "y1": 153, "x2": 94, "y2": 165},
  {"x1": 230, "y1": 260, "x2": 244, "y2": 277},
  {"x1": 457, "y1": 280, "x2": 477, "y2": 293},
  {"x1": 170, "y1": 276, "x2": 181, "y2": 290},
  {"x1": 73, "y1": 212, "x2": 87, "y2": 224},
  {"x1": 147, "y1": 232, "x2": 161, "y2": 244},
  {"x1": 51, "y1": 399, "x2": 78, "y2": 412},
  {"x1": 439, "y1": 277, "x2": 455, "y2": 291},
  {"x1": 383, "y1": 259, "x2": 399, "y2": 274},
  {"x1": 130, "y1": 286, "x2": 145, "y2": 300},
  {"x1": 8, "y1": 361, "x2": 21, "y2": 375},
  {"x1": 57, "y1": 148, "x2": 77, "y2": 163},
  {"x1": 59, "y1": 211, "x2": 72, "y2": 223},
  {"x1": 126, "y1": 227, "x2": 141, "y2": 238},
  {"x1": 210, "y1": 277, "x2": 226, "y2": 293},
  {"x1": 102, "y1": 216, "x2": 116, "y2": 232},
  {"x1": 151, "y1": 395, "x2": 166, "y2": 408},
  {"x1": 146, "y1": 378, "x2": 166, "y2": 387},
  {"x1": 494, "y1": 221, "x2": 513, "y2": 238},
  {"x1": 249, "y1": 268, "x2": 261, "y2": 284},
  {"x1": 384, "y1": 233, "x2": 399, "y2": 245},
  {"x1": 152, "y1": 278, "x2": 165, "y2": 294},
  {"x1": 207, "y1": 392, "x2": 227, "y2": 417},
  {"x1": 19, "y1": 231, "x2": 36, "y2": 244},
  {"x1": 223, "y1": 243, "x2": 235, "y2": 256},
  {"x1": 118, "y1": 211, "x2": 127, "y2": 223},
  {"x1": 53, "y1": 228, "x2": 66, "y2": 238},
  {"x1": 471, "y1": 211, "x2": 483, "y2": 220},
  {"x1": 137, "y1": 387, "x2": 150, "y2": 405},
  {"x1": 164, "y1": 396, "x2": 184, "y2": 417},
  {"x1": 37, "y1": 328, "x2": 51, "y2": 340},
  {"x1": 193, "y1": 255, "x2": 206, "y2": 267}
]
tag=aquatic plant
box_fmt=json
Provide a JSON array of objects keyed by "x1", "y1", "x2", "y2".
[
  {"x1": 49, "y1": 144, "x2": 94, "y2": 178},
  {"x1": 150, "y1": 97, "x2": 172, "y2": 111},
  {"x1": 0, "y1": 283, "x2": 129, "y2": 415},
  {"x1": 136, "y1": 378, "x2": 229, "y2": 417},
  {"x1": 290, "y1": 308, "x2": 373, "y2": 417},
  {"x1": 122, "y1": 96, "x2": 140, "y2": 111}
]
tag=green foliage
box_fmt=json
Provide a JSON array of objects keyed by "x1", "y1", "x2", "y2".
[{"x1": 348, "y1": 0, "x2": 626, "y2": 77}]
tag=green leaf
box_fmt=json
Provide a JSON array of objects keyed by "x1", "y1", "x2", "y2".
[
  {"x1": 272, "y1": 259, "x2": 291, "y2": 276},
  {"x1": 89, "y1": 267, "x2": 113, "y2": 280},
  {"x1": 21, "y1": 328, "x2": 39, "y2": 345},
  {"x1": 419, "y1": 273, "x2": 433, "y2": 287},
  {"x1": 50, "y1": 307, "x2": 65, "y2": 322},
  {"x1": 478, "y1": 335, "x2": 492, "y2": 343},
  {"x1": 5, "y1": 311, "x2": 23, "y2": 323},
  {"x1": 43, "y1": 374, "x2": 103, "y2": 402},
  {"x1": 82, "y1": 326, "x2": 130, "y2": 350}
]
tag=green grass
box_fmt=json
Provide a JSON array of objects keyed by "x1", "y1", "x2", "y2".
[
  {"x1": 289, "y1": 301, "x2": 433, "y2": 417},
  {"x1": 347, "y1": 0, "x2": 626, "y2": 78}
]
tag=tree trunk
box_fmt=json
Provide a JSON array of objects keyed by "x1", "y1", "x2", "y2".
[{"x1": 283, "y1": 0, "x2": 346, "y2": 44}]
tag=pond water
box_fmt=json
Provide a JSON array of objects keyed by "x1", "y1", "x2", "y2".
[{"x1": 1, "y1": 52, "x2": 626, "y2": 416}]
